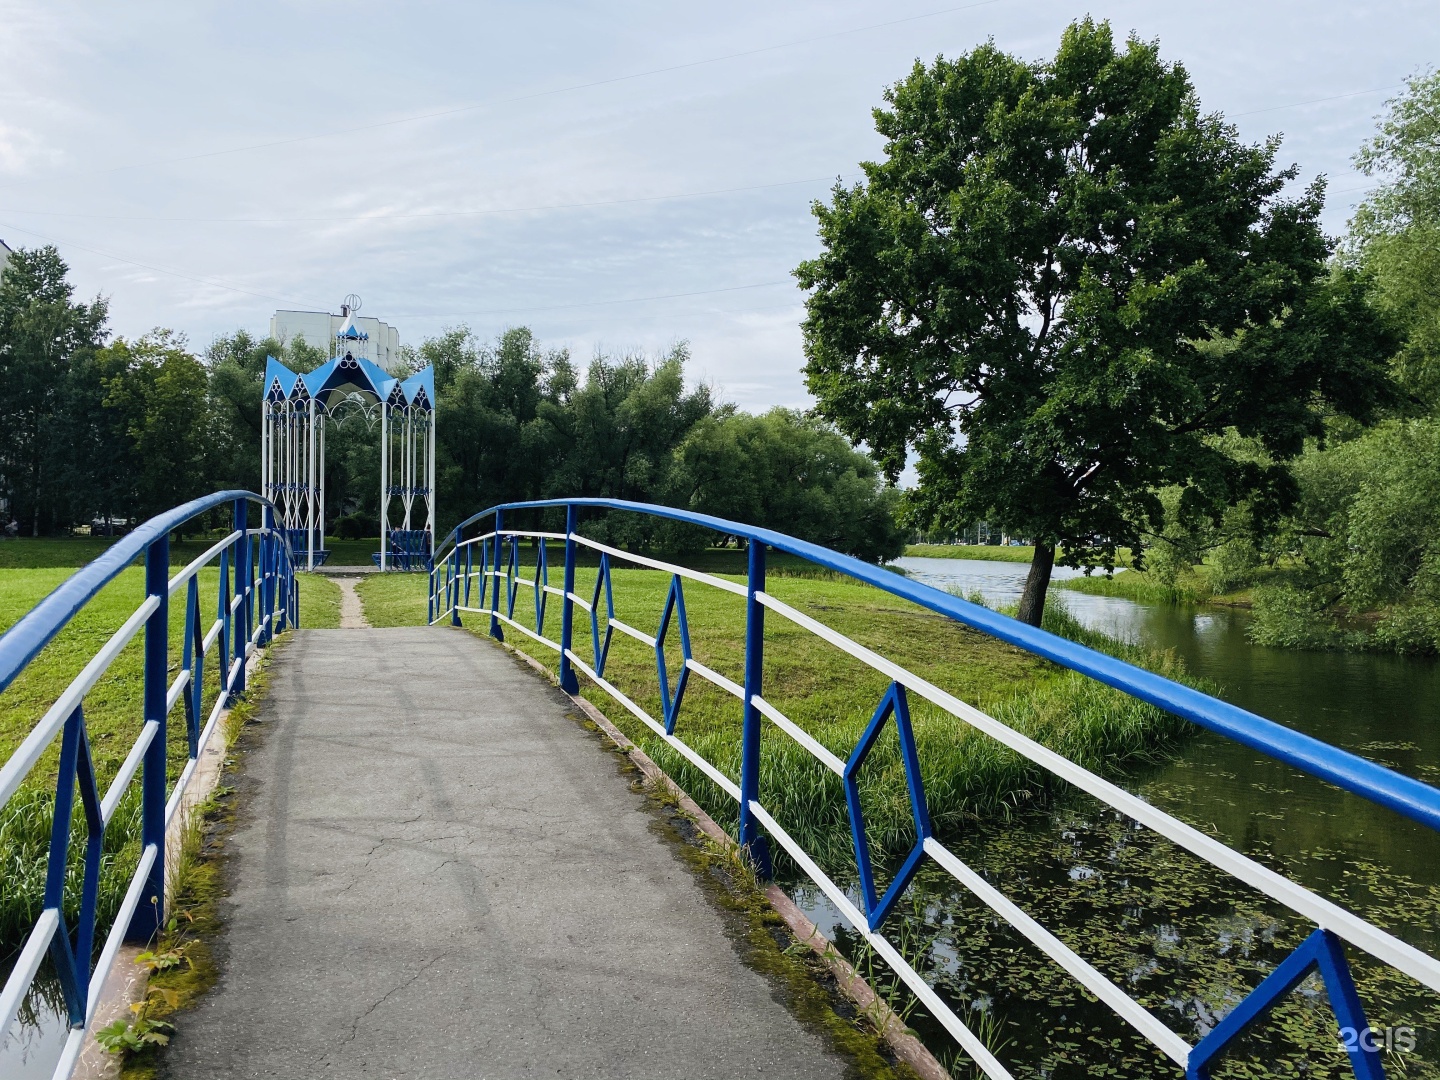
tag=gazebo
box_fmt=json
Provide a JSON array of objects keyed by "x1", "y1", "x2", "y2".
[{"x1": 261, "y1": 310, "x2": 436, "y2": 571}]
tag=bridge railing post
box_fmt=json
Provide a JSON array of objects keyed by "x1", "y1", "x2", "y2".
[
  {"x1": 261, "y1": 504, "x2": 275, "y2": 645},
  {"x1": 489, "y1": 510, "x2": 504, "y2": 641},
  {"x1": 464, "y1": 539, "x2": 473, "y2": 610},
  {"x1": 127, "y1": 531, "x2": 169, "y2": 941},
  {"x1": 450, "y1": 533, "x2": 463, "y2": 627},
  {"x1": 739, "y1": 538, "x2": 772, "y2": 877},
  {"x1": 559, "y1": 504, "x2": 579, "y2": 693},
  {"x1": 233, "y1": 498, "x2": 248, "y2": 695}
]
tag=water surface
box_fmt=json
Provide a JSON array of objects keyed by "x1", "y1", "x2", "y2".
[{"x1": 791, "y1": 556, "x2": 1440, "y2": 1075}]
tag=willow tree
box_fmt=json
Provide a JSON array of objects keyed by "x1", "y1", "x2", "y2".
[{"x1": 797, "y1": 19, "x2": 1396, "y2": 625}]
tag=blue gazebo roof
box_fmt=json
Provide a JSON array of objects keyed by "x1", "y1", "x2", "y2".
[{"x1": 264, "y1": 355, "x2": 434, "y2": 412}]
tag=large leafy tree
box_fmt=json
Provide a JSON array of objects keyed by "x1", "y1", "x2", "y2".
[
  {"x1": 434, "y1": 326, "x2": 570, "y2": 526},
  {"x1": 669, "y1": 408, "x2": 906, "y2": 561},
  {"x1": 1347, "y1": 70, "x2": 1440, "y2": 404},
  {"x1": 797, "y1": 19, "x2": 1397, "y2": 624},
  {"x1": 0, "y1": 246, "x2": 108, "y2": 534},
  {"x1": 101, "y1": 331, "x2": 213, "y2": 522}
]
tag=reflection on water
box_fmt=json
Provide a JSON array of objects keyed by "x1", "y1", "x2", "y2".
[{"x1": 0, "y1": 958, "x2": 69, "y2": 1080}]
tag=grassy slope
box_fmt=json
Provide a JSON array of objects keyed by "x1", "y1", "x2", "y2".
[
  {"x1": 905, "y1": 543, "x2": 1036, "y2": 563},
  {"x1": 357, "y1": 568, "x2": 1189, "y2": 876},
  {"x1": 296, "y1": 573, "x2": 342, "y2": 628},
  {"x1": 1054, "y1": 567, "x2": 1258, "y2": 607}
]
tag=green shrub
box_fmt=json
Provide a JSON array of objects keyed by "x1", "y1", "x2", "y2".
[
  {"x1": 332, "y1": 513, "x2": 376, "y2": 540},
  {"x1": 1248, "y1": 585, "x2": 1349, "y2": 649},
  {"x1": 1372, "y1": 603, "x2": 1440, "y2": 655}
]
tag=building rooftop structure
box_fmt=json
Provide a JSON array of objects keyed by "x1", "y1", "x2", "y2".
[{"x1": 270, "y1": 297, "x2": 402, "y2": 372}]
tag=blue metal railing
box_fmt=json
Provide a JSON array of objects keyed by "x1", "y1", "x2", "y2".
[
  {"x1": 430, "y1": 498, "x2": 1440, "y2": 1080},
  {"x1": 0, "y1": 492, "x2": 298, "y2": 1077}
]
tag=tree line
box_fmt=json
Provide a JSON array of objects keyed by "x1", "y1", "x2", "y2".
[{"x1": 0, "y1": 255, "x2": 905, "y2": 561}]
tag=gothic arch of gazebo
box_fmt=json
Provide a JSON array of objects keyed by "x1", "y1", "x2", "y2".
[{"x1": 261, "y1": 319, "x2": 435, "y2": 571}]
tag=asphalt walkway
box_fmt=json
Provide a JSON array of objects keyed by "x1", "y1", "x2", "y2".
[{"x1": 160, "y1": 627, "x2": 846, "y2": 1079}]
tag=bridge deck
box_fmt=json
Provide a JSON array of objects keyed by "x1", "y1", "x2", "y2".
[{"x1": 159, "y1": 627, "x2": 846, "y2": 1079}]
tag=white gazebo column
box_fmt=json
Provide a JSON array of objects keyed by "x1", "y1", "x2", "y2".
[
  {"x1": 318, "y1": 413, "x2": 326, "y2": 555},
  {"x1": 403, "y1": 409, "x2": 414, "y2": 530},
  {"x1": 288, "y1": 402, "x2": 298, "y2": 530},
  {"x1": 281, "y1": 404, "x2": 290, "y2": 528},
  {"x1": 426, "y1": 412, "x2": 436, "y2": 555},
  {"x1": 306, "y1": 396, "x2": 317, "y2": 571},
  {"x1": 380, "y1": 401, "x2": 389, "y2": 571},
  {"x1": 260, "y1": 402, "x2": 269, "y2": 506}
]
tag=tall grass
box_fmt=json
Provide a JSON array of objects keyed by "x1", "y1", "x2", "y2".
[
  {"x1": 0, "y1": 786, "x2": 143, "y2": 953},
  {"x1": 1055, "y1": 568, "x2": 1209, "y2": 605}
]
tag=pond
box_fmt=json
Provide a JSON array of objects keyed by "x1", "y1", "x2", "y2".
[{"x1": 788, "y1": 556, "x2": 1440, "y2": 1077}]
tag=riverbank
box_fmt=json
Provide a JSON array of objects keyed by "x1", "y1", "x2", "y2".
[
  {"x1": 1054, "y1": 566, "x2": 1440, "y2": 657},
  {"x1": 904, "y1": 542, "x2": 1035, "y2": 563},
  {"x1": 1055, "y1": 566, "x2": 1233, "y2": 606},
  {"x1": 358, "y1": 568, "x2": 1193, "y2": 875},
  {"x1": 0, "y1": 566, "x2": 340, "y2": 956}
]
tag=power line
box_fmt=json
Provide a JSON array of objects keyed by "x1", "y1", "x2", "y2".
[
  {"x1": 0, "y1": 0, "x2": 1010, "y2": 192},
  {"x1": 0, "y1": 221, "x2": 325, "y2": 308},
  {"x1": 389, "y1": 280, "x2": 797, "y2": 319},
  {"x1": 0, "y1": 174, "x2": 856, "y2": 224},
  {"x1": 1231, "y1": 84, "x2": 1404, "y2": 118}
]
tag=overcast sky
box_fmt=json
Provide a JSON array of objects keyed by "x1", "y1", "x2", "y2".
[{"x1": 0, "y1": 1, "x2": 1434, "y2": 410}]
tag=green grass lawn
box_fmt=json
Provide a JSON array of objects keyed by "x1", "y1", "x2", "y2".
[
  {"x1": 0, "y1": 563, "x2": 337, "y2": 951},
  {"x1": 905, "y1": 542, "x2": 1037, "y2": 563},
  {"x1": 358, "y1": 565, "x2": 1190, "y2": 879},
  {"x1": 904, "y1": 544, "x2": 1138, "y2": 570}
]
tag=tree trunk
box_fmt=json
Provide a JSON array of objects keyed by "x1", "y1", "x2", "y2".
[{"x1": 1016, "y1": 543, "x2": 1055, "y2": 627}]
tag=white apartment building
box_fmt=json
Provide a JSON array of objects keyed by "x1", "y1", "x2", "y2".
[
  {"x1": 0, "y1": 238, "x2": 13, "y2": 279},
  {"x1": 270, "y1": 306, "x2": 403, "y2": 372}
]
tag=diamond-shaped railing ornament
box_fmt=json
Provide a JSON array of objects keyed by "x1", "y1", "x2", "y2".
[
  {"x1": 534, "y1": 540, "x2": 549, "y2": 637},
  {"x1": 506, "y1": 536, "x2": 522, "y2": 618},
  {"x1": 843, "y1": 681, "x2": 932, "y2": 931},
  {"x1": 655, "y1": 575, "x2": 692, "y2": 734},
  {"x1": 44, "y1": 705, "x2": 105, "y2": 1025},
  {"x1": 1186, "y1": 928, "x2": 1384, "y2": 1079},
  {"x1": 590, "y1": 554, "x2": 616, "y2": 677},
  {"x1": 475, "y1": 540, "x2": 490, "y2": 611}
]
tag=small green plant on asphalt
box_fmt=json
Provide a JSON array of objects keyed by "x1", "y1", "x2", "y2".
[
  {"x1": 95, "y1": 1013, "x2": 174, "y2": 1053},
  {"x1": 136, "y1": 910, "x2": 195, "y2": 973}
]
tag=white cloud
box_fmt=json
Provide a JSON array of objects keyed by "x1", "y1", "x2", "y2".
[{"x1": 0, "y1": 0, "x2": 1434, "y2": 406}]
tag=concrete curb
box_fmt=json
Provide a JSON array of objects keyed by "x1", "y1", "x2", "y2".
[{"x1": 490, "y1": 632, "x2": 953, "y2": 1080}]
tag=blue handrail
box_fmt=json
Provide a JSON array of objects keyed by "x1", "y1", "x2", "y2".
[
  {"x1": 0, "y1": 491, "x2": 265, "y2": 694},
  {"x1": 436, "y1": 497, "x2": 1440, "y2": 836},
  {"x1": 0, "y1": 490, "x2": 300, "y2": 1074}
]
